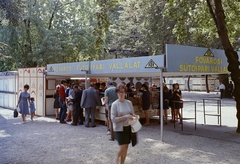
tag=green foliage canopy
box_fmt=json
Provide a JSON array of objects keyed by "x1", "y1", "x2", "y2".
[{"x1": 164, "y1": 0, "x2": 240, "y2": 49}]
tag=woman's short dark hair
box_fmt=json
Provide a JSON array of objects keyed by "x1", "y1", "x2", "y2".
[
  {"x1": 115, "y1": 83, "x2": 127, "y2": 93},
  {"x1": 61, "y1": 79, "x2": 67, "y2": 84},
  {"x1": 142, "y1": 84, "x2": 148, "y2": 90},
  {"x1": 173, "y1": 83, "x2": 179, "y2": 89},
  {"x1": 24, "y1": 84, "x2": 29, "y2": 90}
]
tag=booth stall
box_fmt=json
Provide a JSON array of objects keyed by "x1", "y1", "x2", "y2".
[
  {"x1": 44, "y1": 44, "x2": 236, "y2": 121},
  {"x1": 0, "y1": 44, "x2": 235, "y2": 141},
  {"x1": 46, "y1": 55, "x2": 165, "y2": 120}
]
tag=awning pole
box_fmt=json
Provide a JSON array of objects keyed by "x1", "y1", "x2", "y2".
[
  {"x1": 42, "y1": 72, "x2": 46, "y2": 116},
  {"x1": 85, "y1": 71, "x2": 87, "y2": 89},
  {"x1": 81, "y1": 70, "x2": 88, "y2": 89},
  {"x1": 159, "y1": 68, "x2": 163, "y2": 141}
]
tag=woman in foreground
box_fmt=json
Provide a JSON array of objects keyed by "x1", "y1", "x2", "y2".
[{"x1": 111, "y1": 83, "x2": 135, "y2": 164}]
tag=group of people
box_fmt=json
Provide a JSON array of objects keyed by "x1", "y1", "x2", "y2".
[
  {"x1": 219, "y1": 81, "x2": 234, "y2": 99},
  {"x1": 149, "y1": 83, "x2": 183, "y2": 124},
  {"x1": 52, "y1": 81, "x2": 137, "y2": 163},
  {"x1": 53, "y1": 80, "x2": 100, "y2": 127},
  {"x1": 17, "y1": 80, "x2": 184, "y2": 164}
]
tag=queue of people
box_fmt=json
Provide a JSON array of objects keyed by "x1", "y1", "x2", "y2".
[
  {"x1": 16, "y1": 80, "x2": 185, "y2": 126},
  {"x1": 16, "y1": 79, "x2": 235, "y2": 127}
]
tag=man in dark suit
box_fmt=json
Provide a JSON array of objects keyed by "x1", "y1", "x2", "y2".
[
  {"x1": 71, "y1": 85, "x2": 83, "y2": 126},
  {"x1": 81, "y1": 82, "x2": 101, "y2": 127}
]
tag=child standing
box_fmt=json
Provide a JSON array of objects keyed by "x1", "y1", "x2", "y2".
[{"x1": 30, "y1": 97, "x2": 36, "y2": 121}]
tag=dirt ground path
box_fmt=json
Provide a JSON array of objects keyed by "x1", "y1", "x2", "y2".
[{"x1": 1, "y1": 91, "x2": 240, "y2": 164}]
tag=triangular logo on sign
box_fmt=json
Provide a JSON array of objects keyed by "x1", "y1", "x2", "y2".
[
  {"x1": 145, "y1": 59, "x2": 158, "y2": 68},
  {"x1": 204, "y1": 49, "x2": 214, "y2": 57},
  {"x1": 49, "y1": 66, "x2": 54, "y2": 72}
]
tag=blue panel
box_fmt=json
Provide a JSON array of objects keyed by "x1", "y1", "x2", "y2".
[
  {"x1": 166, "y1": 44, "x2": 240, "y2": 73},
  {"x1": 47, "y1": 55, "x2": 164, "y2": 76}
]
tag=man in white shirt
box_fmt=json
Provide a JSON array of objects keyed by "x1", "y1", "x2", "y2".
[{"x1": 219, "y1": 83, "x2": 225, "y2": 99}]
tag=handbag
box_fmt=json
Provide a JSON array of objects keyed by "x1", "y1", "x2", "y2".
[
  {"x1": 131, "y1": 132, "x2": 137, "y2": 147},
  {"x1": 13, "y1": 109, "x2": 18, "y2": 118},
  {"x1": 129, "y1": 115, "x2": 142, "y2": 133},
  {"x1": 129, "y1": 115, "x2": 141, "y2": 147}
]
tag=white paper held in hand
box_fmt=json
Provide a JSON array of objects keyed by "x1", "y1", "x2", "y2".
[{"x1": 101, "y1": 97, "x2": 106, "y2": 105}]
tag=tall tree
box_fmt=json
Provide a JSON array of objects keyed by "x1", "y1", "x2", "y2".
[
  {"x1": 142, "y1": 0, "x2": 178, "y2": 54},
  {"x1": 207, "y1": 0, "x2": 240, "y2": 133},
  {"x1": 0, "y1": 0, "x2": 24, "y2": 26},
  {"x1": 164, "y1": 0, "x2": 240, "y2": 133},
  {"x1": 0, "y1": 0, "x2": 104, "y2": 70},
  {"x1": 0, "y1": 0, "x2": 25, "y2": 70},
  {"x1": 106, "y1": 0, "x2": 150, "y2": 58}
]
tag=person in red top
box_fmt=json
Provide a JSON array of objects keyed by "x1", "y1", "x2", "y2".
[{"x1": 59, "y1": 79, "x2": 67, "y2": 123}]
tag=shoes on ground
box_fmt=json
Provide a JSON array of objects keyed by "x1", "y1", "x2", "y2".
[
  {"x1": 91, "y1": 125, "x2": 96, "y2": 128},
  {"x1": 60, "y1": 121, "x2": 67, "y2": 124},
  {"x1": 71, "y1": 123, "x2": 77, "y2": 126},
  {"x1": 85, "y1": 125, "x2": 89, "y2": 128}
]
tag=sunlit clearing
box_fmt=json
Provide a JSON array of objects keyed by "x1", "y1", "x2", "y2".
[
  {"x1": 144, "y1": 138, "x2": 158, "y2": 142},
  {"x1": 0, "y1": 130, "x2": 10, "y2": 138}
]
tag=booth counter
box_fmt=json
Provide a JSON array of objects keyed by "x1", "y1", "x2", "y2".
[
  {"x1": 94, "y1": 105, "x2": 158, "y2": 121},
  {"x1": 94, "y1": 94, "x2": 159, "y2": 121}
]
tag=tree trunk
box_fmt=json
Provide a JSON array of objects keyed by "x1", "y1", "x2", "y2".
[
  {"x1": 207, "y1": 0, "x2": 240, "y2": 133},
  {"x1": 205, "y1": 75, "x2": 209, "y2": 93}
]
